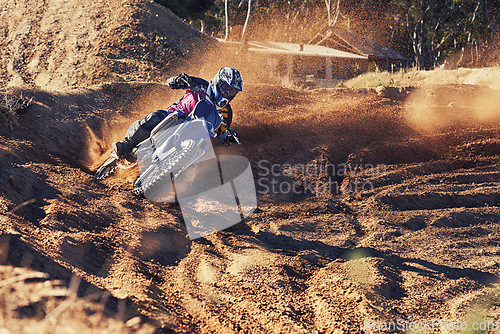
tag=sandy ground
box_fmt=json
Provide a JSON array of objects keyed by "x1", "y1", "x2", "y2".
[
  {"x1": 0, "y1": 0, "x2": 216, "y2": 90},
  {"x1": 1, "y1": 82, "x2": 499, "y2": 333},
  {"x1": 1, "y1": 0, "x2": 500, "y2": 333}
]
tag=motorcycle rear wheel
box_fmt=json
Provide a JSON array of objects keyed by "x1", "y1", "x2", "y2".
[{"x1": 132, "y1": 138, "x2": 200, "y2": 198}]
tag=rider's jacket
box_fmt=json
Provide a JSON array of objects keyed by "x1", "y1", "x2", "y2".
[{"x1": 165, "y1": 75, "x2": 233, "y2": 137}]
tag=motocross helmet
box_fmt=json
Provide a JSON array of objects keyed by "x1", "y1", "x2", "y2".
[{"x1": 207, "y1": 67, "x2": 242, "y2": 109}]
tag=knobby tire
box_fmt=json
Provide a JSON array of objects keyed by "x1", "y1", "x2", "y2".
[{"x1": 132, "y1": 139, "x2": 199, "y2": 197}]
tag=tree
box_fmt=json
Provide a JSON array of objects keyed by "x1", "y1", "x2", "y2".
[
  {"x1": 241, "y1": 0, "x2": 252, "y2": 42},
  {"x1": 325, "y1": 0, "x2": 341, "y2": 27},
  {"x1": 388, "y1": 0, "x2": 496, "y2": 69},
  {"x1": 237, "y1": 0, "x2": 252, "y2": 54},
  {"x1": 225, "y1": 0, "x2": 230, "y2": 40},
  {"x1": 155, "y1": 0, "x2": 499, "y2": 68},
  {"x1": 154, "y1": 0, "x2": 215, "y2": 26}
]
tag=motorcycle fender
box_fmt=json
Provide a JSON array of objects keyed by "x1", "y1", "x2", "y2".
[{"x1": 152, "y1": 134, "x2": 179, "y2": 161}]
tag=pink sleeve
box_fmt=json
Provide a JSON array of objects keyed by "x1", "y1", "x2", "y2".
[
  {"x1": 167, "y1": 90, "x2": 203, "y2": 114},
  {"x1": 182, "y1": 91, "x2": 201, "y2": 113}
]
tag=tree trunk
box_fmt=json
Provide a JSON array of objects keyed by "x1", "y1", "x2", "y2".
[
  {"x1": 238, "y1": 0, "x2": 252, "y2": 55},
  {"x1": 331, "y1": 0, "x2": 341, "y2": 27},
  {"x1": 225, "y1": 0, "x2": 229, "y2": 40},
  {"x1": 241, "y1": 0, "x2": 252, "y2": 42},
  {"x1": 325, "y1": 0, "x2": 332, "y2": 26},
  {"x1": 200, "y1": 18, "x2": 206, "y2": 34},
  {"x1": 414, "y1": 0, "x2": 429, "y2": 70}
]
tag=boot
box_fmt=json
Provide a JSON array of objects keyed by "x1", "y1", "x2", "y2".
[
  {"x1": 113, "y1": 125, "x2": 151, "y2": 159},
  {"x1": 112, "y1": 141, "x2": 132, "y2": 159}
]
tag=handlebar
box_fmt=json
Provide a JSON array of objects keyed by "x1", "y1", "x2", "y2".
[{"x1": 226, "y1": 127, "x2": 241, "y2": 145}]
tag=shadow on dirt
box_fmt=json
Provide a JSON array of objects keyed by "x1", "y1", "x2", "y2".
[
  {"x1": 0, "y1": 234, "x2": 142, "y2": 320},
  {"x1": 254, "y1": 231, "x2": 343, "y2": 262},
  {"x1": 231, "y1": 229, "x2": 498, "y2": 297},
  {"x1": 353, "y1": 247, "x2": 499, "y2": 287},
  {"x1": 0, "y1": 165, "x2": 60, "y2": 224},
  {"x1": 133, "y1": 224, "x2": 191, "y2": 266},
  {"x1": 61, "y1": 236, "x2": 115, "y2": 277}
]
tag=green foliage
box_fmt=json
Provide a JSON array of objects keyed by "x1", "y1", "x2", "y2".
[
  {"x1": 368, "y1": 62, "x2": 378, "y2": 72},
  {"x1": 387, "y1": 0, "x2": 498, "y2": 69},
  {"x1": 154, "y1": 0, "x2": 215, "y2": 20}
]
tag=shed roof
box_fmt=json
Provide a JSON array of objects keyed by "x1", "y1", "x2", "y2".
[
  {"x1": 216, "y1": 39, "x2": 368, "y2": 59},
  {"x1": 247, "y1": 41, "x2": 368, "y2": 59},
  {"x1": 309, "y1": 27, "x2": 407, "y2": 61}
]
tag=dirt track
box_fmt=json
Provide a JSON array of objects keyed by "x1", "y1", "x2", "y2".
[
  {"x1": 1, "y1": 81, "x2": 499, "y2": 333},
  {"x1": 1, "y1": 0, "x2": 500, "y2": 332}
]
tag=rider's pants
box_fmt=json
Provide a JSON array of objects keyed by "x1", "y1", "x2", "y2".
[{"x1": 125, "y1": 109, "x2": 169, "y2": 144}]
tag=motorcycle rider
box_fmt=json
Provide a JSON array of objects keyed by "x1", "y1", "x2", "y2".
[{"x1": 111, "y1": 67, "x2": 243, "y2": 161}]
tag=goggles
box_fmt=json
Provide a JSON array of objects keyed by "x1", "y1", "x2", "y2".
[{"x1": 219, "y1": 82, "x2": 239, "y2": 98}]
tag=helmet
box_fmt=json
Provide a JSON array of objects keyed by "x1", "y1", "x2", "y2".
[{"x1": 207, "y1": 67, "x2": 242, "y2": 109}]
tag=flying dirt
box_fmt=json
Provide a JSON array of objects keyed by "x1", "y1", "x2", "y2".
[{"x1": 0, "y1": 0, "x2": 500, "y2": 333}]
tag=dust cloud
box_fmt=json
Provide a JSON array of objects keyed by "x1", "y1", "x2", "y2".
[{"x1": 404, "y1": 84, "x2": 500, "y2": 133}]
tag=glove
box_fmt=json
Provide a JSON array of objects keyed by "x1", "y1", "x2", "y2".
[
  {"x1": 231, "y1": 131, "x2": 240, "y2": 144},
  {"x1": 167, "y1": 73, "x2": 191, "y2": 89},
  {"x1": 219, "y1": 131, "x2": 240, "y2": 146}
]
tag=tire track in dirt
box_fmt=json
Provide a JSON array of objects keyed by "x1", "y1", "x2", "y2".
[
  {"x1": 1, "y1": 81, "x2": 500, "y2": 332},
  {"x1": 332, "y1": 86, "x2": 500, "y2": 330}
]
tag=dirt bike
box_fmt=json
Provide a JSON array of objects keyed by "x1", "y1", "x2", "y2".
[{"x1": 94, "y1": 108, "x2": 240, "y2": 199}]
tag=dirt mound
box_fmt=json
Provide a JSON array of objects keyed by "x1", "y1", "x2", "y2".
[{"x1": 0, "y1": 0, "x2": 216, "y2": 90}]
